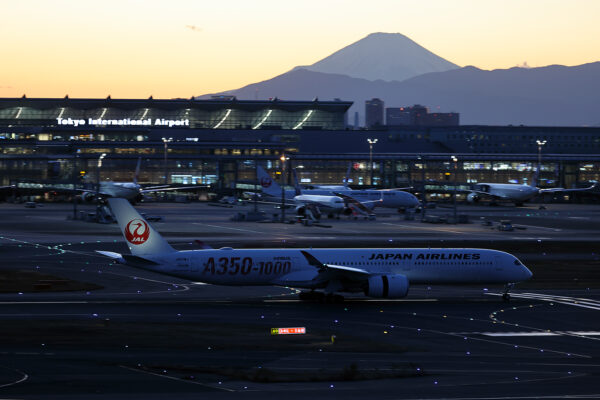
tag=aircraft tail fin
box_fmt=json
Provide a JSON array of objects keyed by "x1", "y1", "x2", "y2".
[
  {"x1": 292, "y1": 168, "x2": 302, "y2": 196},
  {"x1": 343, "y1": 162, "x2": 352, "y2": 188},
  {"x1": 532, "y1": 160, "x2": 540, "y2": 187},
  {"x1": 133, "y1": 157, "x2": 141, "y2": 185},
  {"x1": 256, "y1": 165, "x2": 282, "y2": 197},
  {"x1": 107, "y1": 198, "x2": 175, "y2": 256}
]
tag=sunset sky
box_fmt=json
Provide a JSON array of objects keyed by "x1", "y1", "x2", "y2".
[{"x1": 1, "y1": 0, "x2": 599, "y2": 99}]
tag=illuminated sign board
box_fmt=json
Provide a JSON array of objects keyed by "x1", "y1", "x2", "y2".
[
  {"x1": 271, "y1": 327, "x2": 306, "y2": 335},
  {"x1": 56, "y1": 117, "x2": 190, "y2": 128}
]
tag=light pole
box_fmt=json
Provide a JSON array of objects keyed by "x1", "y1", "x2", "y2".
[
  {"x1": 418, "y1": 155, "x2": 426, "y2": 222},
  {"x1": 162, "y1": 137, "x2": 173, "y2": 185},
  {"x1": 536, "y1": 139, "x2": 547, "y2": 186},
  {"x1": 367, "y1": 138, "x2": 378, "y2": 186},
  {"x1": 96, "y1": 153, "x2": 106, "y2": 222},
  {"x1": 451, "y1": 155, "x2": 458, "y2": 223},
  {"x1": 280, "y1": 154, "x2": 289, "y2": 222}
]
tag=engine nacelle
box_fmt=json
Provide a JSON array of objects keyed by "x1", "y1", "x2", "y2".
[
  {"x1": 467, "y1": 192, "x2": 480, "y2": 203},
  {"x1": 365, "y1": 274, "x2": 409, "y2": 299},
  {"x1": 83, "y1": 192, "x2": 96, "y2": 203}
]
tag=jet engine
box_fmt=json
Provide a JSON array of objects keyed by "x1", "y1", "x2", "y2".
[
  {"x1": 83, "y1": 192, "x2": 96, "y2": 203},
  {"x1": 467, "y1": 192, "x2": 480, "y2": 203},
  {"x1": 365, "y1": 274, "x2": 409, "y2": 298}
]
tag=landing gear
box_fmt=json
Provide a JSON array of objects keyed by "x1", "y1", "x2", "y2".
[
  {"x1": 299, "y1": 290, "x2": 320, "y2": 301},
  {"x1": 502, "y1": 283, "x2": 515, "y2": 302},
  {"x1": 298, "y1": 291, "x2": 344, "y2": 303}
]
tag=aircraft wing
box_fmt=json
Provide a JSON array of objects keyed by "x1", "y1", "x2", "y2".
[
  {"x1": 140, "y1": 185, "x2": 208, "y2": 193},
  {"x1": 300, "y1": 250, "x2": 370, "y2": 281},
  {"x1": 376, "y1": 187, "x2": 413, "y2": 191},
  {"x1": 469, "y1": 190, "x2": 512, "y2": 200},
  {"x1": 333, "y1": 192, "x2": 378, "y2": 215},
  {"x1": 539, "y1": 182, "x2": 599, "y2": 194}
]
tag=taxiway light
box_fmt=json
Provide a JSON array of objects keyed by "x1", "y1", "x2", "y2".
[{"x1": 271, "y1": 327, "x2": 306, "y2": 335}]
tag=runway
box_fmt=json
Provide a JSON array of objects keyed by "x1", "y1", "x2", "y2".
[{"x1": 0, "y1": 201, "x2": 599, "y2": 399}]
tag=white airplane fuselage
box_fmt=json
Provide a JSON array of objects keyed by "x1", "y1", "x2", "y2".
[
  {"x1": 293, "y1": 194, "x2": 345, "y2": 213},
  {"x1": 136, "y1": 247, "x2": 530, "y2": 288},
  {"x1": 279, "y1": 188, "x2": 419, "y2": 209},
  {"x1": 473, "y1": 183, "x2": 539, "y2": 203}
]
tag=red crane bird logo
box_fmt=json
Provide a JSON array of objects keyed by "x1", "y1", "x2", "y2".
[{"x1": 124, "y1": 219, "x2": 150, "y2": 245}]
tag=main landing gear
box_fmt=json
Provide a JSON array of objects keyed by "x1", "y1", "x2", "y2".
[
  {"x1": 299, "y1": 290, "x2": 345, "y2": 303},
  {"x1": 502, "y1": 283, "x2": 515, "y2": 302}
]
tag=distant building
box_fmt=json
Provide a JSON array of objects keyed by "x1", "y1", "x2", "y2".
[
  {"x1": 386, "y1": 104, "x2": 459, "y2": 126},
  {"x1": 385, "y1": 107, "x2": 412, "y2": 126},
  {"x1": 365, "y1": 98, "x2": 384, "y2": 128}
]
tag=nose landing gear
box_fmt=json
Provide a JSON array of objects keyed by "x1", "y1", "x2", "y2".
[{"x1": 502, "y1": 283, "x2": 515, "y2": 301}]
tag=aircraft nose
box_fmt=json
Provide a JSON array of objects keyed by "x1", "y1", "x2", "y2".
[
  {"x1": 523, "y1": 265, "x2": 533, "y2": 280},
  {"x1": 409, "y1": 194, "x2": 419, "y2": 207},
  {"x1": 511, "y1": 257, "x2": 532, "y2": 281}
]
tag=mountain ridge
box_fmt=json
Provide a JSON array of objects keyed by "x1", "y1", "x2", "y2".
[
  {"x1": 295, "y1": 32, "x2": 459, "y2": 82},
  {"x1": 196, "y1": 32, "x2": 600, "y2": 126},
  {"x1": 199, "y1": 62, "x2": 600, "y2": 126}
]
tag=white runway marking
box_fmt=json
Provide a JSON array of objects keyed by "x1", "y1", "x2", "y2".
[
  {"x1": 192, "y1": 223, "x2": 266, "y2": 235},
  {"x1": 479, "y1": 331, "x2": 600, "y2": 337},
  {"x1": 0, "y1": 366, "x2": 29, "y2": 389},
  {"x1": 491, "y1": 292, "x2": 600, "y2": 312},
  {"x1": 119, "y1": 365, "x2": 235, "y2": 392},
  {"x1": 381, "y1": 222, "x2": 465, "y2": 234},
  {"x1": 513, "y1": 223, "x2": 562, "y2": 232}
]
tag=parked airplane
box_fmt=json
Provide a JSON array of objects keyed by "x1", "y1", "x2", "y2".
[
  {"x1": 81, "y1": 158, "x2": 198, "y2": 203},
  {"x1": 291, "y1": 169, "x2": 375, "y2": 219},
  {"x1": 257, "y1": 166, "x2": 419, "y2": 212},
  {"x1": 465, "y1": 180, "x2": 598, "y2": 206},
  {"x1": 98, "y1": 198, "x2": 532, "y2": 301}
]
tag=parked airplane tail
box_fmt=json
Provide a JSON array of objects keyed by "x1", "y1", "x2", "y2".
[
  {"x1": 532, "y1": 162, "x2": 540, "y2": 188},
  {"x1": 343, "y1": 162, "x2": 352, "y2": 188},
  {"x1": 133, "y1": 157, "x2": 141, "y2": 185},
  {"x1": 107, "y1": 198, "x2": 175, "y2": 256},
  {"x1": 292, "y1": 168, "x2": 302, "y2": 196},
  {"x1": 256, "y1": 165, "x2": 282, "y2": 197}
]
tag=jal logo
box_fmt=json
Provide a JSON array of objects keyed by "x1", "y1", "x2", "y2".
[
  {"x1": 125, "y1": 219, "x2": 150, "y2": 245},
  {"x1": 260, "y1": 177, "x2": 272, "y2": 188}
]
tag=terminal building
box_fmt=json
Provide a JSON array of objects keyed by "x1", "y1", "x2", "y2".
[{"x1": 0, "y1": 96, "x2": 599, "y2": 201}]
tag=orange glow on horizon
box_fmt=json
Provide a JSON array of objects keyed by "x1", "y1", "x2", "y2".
[{"x1": 1, "y1": 0, "x2": 599, "y2": 99}]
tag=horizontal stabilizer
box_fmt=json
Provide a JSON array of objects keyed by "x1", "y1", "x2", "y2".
[
  {"x1": 95, "y1": 250, "x2": 159, "y2": 266},
  {"x1": 95, "y1": 250, "x2": 125, "y2": 263}
]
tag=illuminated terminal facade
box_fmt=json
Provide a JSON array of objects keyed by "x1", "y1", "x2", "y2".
[{"x1": 0, "y1": 96, "x2": 599, "y2": 201}]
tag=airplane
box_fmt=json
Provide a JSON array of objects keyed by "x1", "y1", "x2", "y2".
[
  {"x1": 257, "y1": 166, "x2": 419, "y2": 212},
  {"x1": 254, "y1": 167, "x2": 374, "y2": 220},
  {"x1": 298, "y1": 162, "x2": 412, "y2": 192},
  {"x1": 97, "y1": 198, "x2": 533, "y2": 302},
  {"x1": 80, "y1": 158, "x2": 200, "y2": 203},
  {"x1": 465, "y1": 174, "x2": 598, "y2": 206},
  {"x1": 291, "y1": 169, "x2": 375, "y2": 220}
]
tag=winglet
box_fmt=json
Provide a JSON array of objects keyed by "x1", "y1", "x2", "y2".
[{"x1": 300, "y1": 250, "x2": 326, "y2": 271}]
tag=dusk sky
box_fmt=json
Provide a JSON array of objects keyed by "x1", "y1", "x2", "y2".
[{"x1": 2, "y1": 0, "x2": 599, "y2": 99}]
